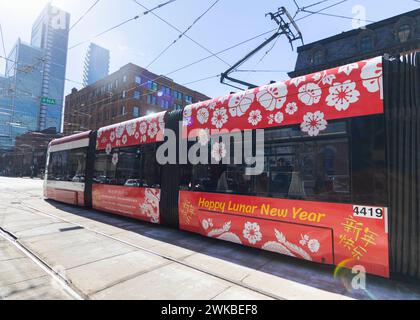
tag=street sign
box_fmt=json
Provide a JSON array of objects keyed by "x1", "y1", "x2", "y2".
[{"x1": 41, "y1": 97, "x2": 56, "y2": 105}]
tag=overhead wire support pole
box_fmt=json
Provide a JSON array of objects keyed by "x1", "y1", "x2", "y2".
[{"x1": 220, "y1": 6, "x2": 303, "y2": 90}]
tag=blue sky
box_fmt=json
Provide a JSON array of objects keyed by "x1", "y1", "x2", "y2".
[{"x1": 0, "y1": 0, "x2": 419, "y2": 99}]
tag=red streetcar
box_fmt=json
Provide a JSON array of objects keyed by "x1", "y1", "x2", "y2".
[{"x1": 44, "y1": 53, "x2": 420, "y2": 279}]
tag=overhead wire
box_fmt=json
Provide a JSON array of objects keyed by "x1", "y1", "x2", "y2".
[
  {"x1": 69, "y1": 0, "x2": 101, "y2": 31},
  {"x1": 132, "y1": 0, "x2": 231, "y2": 67},
  {"x1": 68, "y1": 0, "x2": 177, "y2": 50},
  {"x1": 146, "y1": 0, "x2": 222, "y2": 69}
]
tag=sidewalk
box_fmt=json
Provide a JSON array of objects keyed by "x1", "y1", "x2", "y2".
[{"x1": 0, "y1": 236, "x2": 73, "y2": 300}]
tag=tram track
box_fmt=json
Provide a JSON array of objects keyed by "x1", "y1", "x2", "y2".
[
  {"x1": 0, "y1": 227, "x2": 84, "y2": 300},
  {"x1": 4, "y1": 190, "x2": 283, "y2": 300}
]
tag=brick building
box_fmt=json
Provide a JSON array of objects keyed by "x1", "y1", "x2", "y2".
[
  {"x1": 289, "y1": 8, "x2": 420, "y2": 77},
  {"x1": 64, "y1": 63, "x2": 210, "y2": 135},
  {"x1": 0, "y1": 127, "x2": 61, "y2": 177}
]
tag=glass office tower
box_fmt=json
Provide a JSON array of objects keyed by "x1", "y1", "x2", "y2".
[
  {"x1": 83, "y1": 43, "x2": 110, "y2": 86},
  {"x1": 0, "y1": 40, "x2": 43, "y2": 148},
  {"x1": 31, "y1": 3, "x2": 70, "y2": 131},
  {"x1": 0, "y1": 4, "x2": 70, "y2": 149}
]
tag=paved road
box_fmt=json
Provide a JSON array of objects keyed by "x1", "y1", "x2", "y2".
[{"x1": 1, "y1": 177, "x2": 420, "y2": 300}]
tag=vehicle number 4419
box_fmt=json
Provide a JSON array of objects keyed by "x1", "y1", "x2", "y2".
[{"x1": 353, "y1": 206, "x2": 384, "y2": 219}]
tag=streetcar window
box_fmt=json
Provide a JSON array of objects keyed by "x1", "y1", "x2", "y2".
[
  {"x1": 93, "y1": 144, "x2": 161, "y2": 188},
  {"x1": 47, "y1": 148, "x2": 87, "y2": 182},
  {"x1": 263, "y1": 138, "x2": 350, "y2": 202}
]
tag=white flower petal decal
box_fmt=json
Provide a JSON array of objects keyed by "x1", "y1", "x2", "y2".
[
  {"x1": 290, "y1": 76, "x2": 306, "y2": 87},
  {"x1": 298, "y1": 82, "x2": 322, "y2": 106},
  {"x1": 256, "y1": 82, "x2": 288, "y2": 111},
  {"x1": 211, "y1": 142, "x2": 227, "y2": 162},
  {"x1": 116, "y1": 125, "x2": 125, "y2": 138},
  {"x1": 198, "y1": 129, "x2": 210, "y2": 146},
  {"x1": 139, "y1": 122, "x2": 147, "y2": 135},
  {"x1": 105, "y1": 143, "x2": 112, "y2": 155},
  {"x1": 285, "y1": 102, "x2": 298, "y2": 115},
  {"x1": 243, "y1": 222, "x2": 262, "y2": 245},
  {"x1": 338, "y1": 63, "x2": 359, "y2": 76},
  {"x1": 112, "y1": 152, "x2": 119, "y2": 166},
  {"x1": 147, "y1": 122, "x2": 158, "y2": 138},
  {"x1": 301, "y1": 111, "x2": 328, "y2": 137},
  {"x1": 183, "y1": 108, "x2": 192, "y2": 118},
  {"x1": 308, "y1": 239, "x2": 320, "y2": 253},
  {"x1": 228, "y1": 92, "x2": 255, "y2": 117},
  {"x1": 248, "y1": 110, "x2": 262, "y2": 126},
  {"x1": 326, "y1": 80, "x2": 360, "y2": 111},
  {"x1": 211, "y1": 108, "x2": 228, "y2": 129},
  {"x1": 274, "y1": 112, "x2": 284, "y2": 124},
  {"x1": 361, "y1": 57, "x2": 383, "y2": 99},
  {"x1": 122, "y1": 135, "x2": 128, "y2": 145},
  {"x1": 197, "y1": 108, "x2": 209, "y2": 124},
  {"x1": 126, "y1": 122, "x2": 136, "y2": 136},
  {"x1": 109, "y1": 131, "x2": 116, "y2": 142}
]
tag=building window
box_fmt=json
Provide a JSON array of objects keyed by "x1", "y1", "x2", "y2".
[
  {"x1": 147, "y1": 94, "x2": 157, "y2": 105},
  {"x1": 397, "y1": 24, "x2": 411, "y2": 43},
  {"x1": 134, "y1": 91, "x2": 141, "y2": 100},
  {"x1": 123, "y1": 75, "x2": 127, "y2": 83},
  {"x1": 185, "y1": 95, "x2": 193, "y2": 104},
  {"x1": 147, "y1": 81, "x2": 158, "y2": 91},
  {"x1": 133, "y1": 107, "x2": 140, "y2": 117},
  {"x1": 122, "y1": 90, "x2": 126, "y2": 99},
  {"x1": 121, "y1": 106, "x2": 126, "y2": 115},
  {"x1": 173, "y1": 90, "x2": 183, "y2": 101},
  {"x1": 360, "y1": 35, "x2": 373, "y2": 51},
  {"x1": 112, "y1": 106, "x2": 117, "y2": 117},
  {"x1": 160, "y1": 86, "x2": 171, "y2": 96},
  {"x1": 135, "y1": 76, "x2": 142, "y2": 84}
]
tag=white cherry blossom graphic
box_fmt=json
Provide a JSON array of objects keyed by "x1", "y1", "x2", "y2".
[
  {"x1": 116, "y1": 125, "x2": 125, "y2": 138},
  {"x1": 105, "y1": 143, "x2": 112, "y2": 155},
  {"x1": 112, "y1": 152, "x2": 119, "y2": 166},
  {"x1": 228, "y1": 92, "x2": 255, "y2": 117},
  {"x1": 248, "y1": 110, "x2": 262, "y2": 126},
  {"x1": 197, "y1": 108, "x2": 209, "y2": 124},
  {"x1": 274, "y1": 112, "x2": 284, "y2": 124},
  {"x1": 126, "y1": 122, "x2": 136, "y2": 136},
  {"x1": 298, "y1": 82, "x2": 322, "y2": 106},
  {"x1": 243, "y1": 222, "x2": 262, "y2": 245},
  {"x1": 109, "y1": 131, "x2": 116, "y2": 142},
  {"x1": 122, "y1": 135, "x2": 128, "y2": 145},
  {"x1": 361, "y1": 57, "x2": 383, "y2": 99},
  {"x1": 183, "y1": 107, "x2": 192, "y2": 118},
  {"x1": 211, "y1": 108, "x2": 228, "y2": 129},
  {"x1": 201, "y1": 218, "x2": 214, "y2": 230},
  {"x1": 256, "y1": 82, "x2": 288, "y2": 111},
  {"x1": 139, "y1": 122, "x2": 147, "y2": 135},
  {"x1": 290, "y1": 76, "x2": 306, "y2": 87},
  {"x1": 301, "y1": 111, "x2": 328, "y2": 137},
  {"x1": 322, "y1": 74, "x2": 336, "y2": 85},
  {"x1": 211, "y1": 142, "x2": 227, "y2": 162},
  {"x1": 308, "y1": 239, "x2": 320, "y2": 253},
  {"x1": 147, "y1": 122, "x2": 158, "y2": 138},
  {"x1": 338, "y1": 63, "x2": 359, "y2": 76},
  {"x1": 285, "y1": 102, "x2": 298, "y2": 115},
  {"x1": 135, "y1": 132, "x2": 140, "y2": 140},
  {"x1": 198, "y1": 129, "x2": 210, "y2": 146},
  {"x1": 312, "y1": 72, "x2": 322, "y2": 81},
  {"x1": 326, "y1": 80, "x2": 360, "y2": 111}
]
